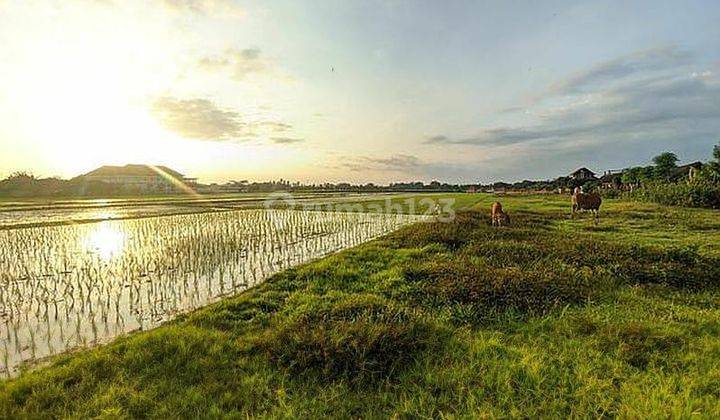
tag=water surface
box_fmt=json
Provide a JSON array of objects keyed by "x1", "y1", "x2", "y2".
[{"x1": 0, "y1": 209, "x2": 423, "y2": 376}]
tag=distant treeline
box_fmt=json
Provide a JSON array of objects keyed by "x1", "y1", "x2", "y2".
[
  {"x1": 0, "y1": 173, "x2": 479, "y2": 198},
  {"x1": 0, "y1": 173, "x2": 158, "y2": 198},
  {"x1": 3, "y1": 142, "x2": 719, "y2": 202},
  {"x1": 240, "y1": 180, "x2": 473, "y2": 193},
  {"x1": 621, "y1": 144, "x2": 720, "y2": 209}
]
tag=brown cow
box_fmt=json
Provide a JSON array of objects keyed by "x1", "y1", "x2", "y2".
[
  {"x1": 491, "y1": 202, "x2": 510, "y2": 227},
  {"x1": 571, "y1": 192, "x2": 602, "y2": 220}
]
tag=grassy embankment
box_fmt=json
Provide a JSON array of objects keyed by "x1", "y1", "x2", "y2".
[{"x1": 2, "y1": 194, "x2": 720, "y2": 417}]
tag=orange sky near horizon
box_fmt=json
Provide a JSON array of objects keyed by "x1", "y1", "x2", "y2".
[{"x1": 1, "y1": 1, "x2": 718, "y2": 184}]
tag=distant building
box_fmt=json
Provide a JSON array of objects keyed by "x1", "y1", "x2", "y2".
[
  {"x1": 79, "y1": 164, "x2": 197, "y2": 192},
  {"x1": 674, "y1": 161, "x2": 703, "y2": 181},
  {"x1": 569, "y1": 167, "x2": 597, "y2": 181},
  {"x1": 599, "y1": 169, "x2": 624, "y2": 189}
]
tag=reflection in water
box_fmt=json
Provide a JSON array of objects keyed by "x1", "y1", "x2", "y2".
[
  {"x1": 0, "y1": 209, "x2": 425, "y2": 377},
  {"x1": 84, "y1": 222, "x2": 126, "y2": 261}
]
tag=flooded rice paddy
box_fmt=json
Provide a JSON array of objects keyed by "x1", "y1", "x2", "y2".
[
  {"x1": 0, "y1": 205, "x2": 208, "y2": 228},
  {"x1": 0, "y1": 193, "x2": 402, "y2": 229},
  {"x1": 0, "y1": 208, "x2": 423, "y2": 376}
]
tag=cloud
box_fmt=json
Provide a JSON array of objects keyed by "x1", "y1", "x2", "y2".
[
  {"x1": 427, "y1": 47, "x2": 720, "y2": 155},
  {"x1": 198, "y1": 48, "x2": 271, "y2": 80},
  {"x1": 258, "y1": 121, "x2": 292, "y2": 132},
  {"x1": 550, "y1": 46, "x2": 692, "y2": 95},
  {"x1": 424, "y1": 135, "x2": 449, "y2": 144},
  {"x1": 425, "y1": 129, "x2": 545, "y2": 147},
  {"x1": 498, "y1": 106, "x2": 525, "y2": 114},
  {"x1": 150, "y1": 96, "x2": 292, "y2": 141},
  {"x1": 332, "y1": 154, "x2": 492, "y2": 183},
  {"x1": 341, "y1": 154, "x2": 422, "y2": 172},
  {"x1": 151, "y1": 97, "x2": 245, "y2": 140},
  {"x1": 271, "y1": 137, "x2": 304, "y2": 144},
  {"x1": 162, "y1": 0, "x2": 243, "y2": 16}
]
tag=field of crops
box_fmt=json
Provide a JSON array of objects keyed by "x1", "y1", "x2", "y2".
[
  {"x1": 3, "y1": 193, "x2": 720, "y2": 417},
  {"x1": 0, "y1": 192, "x2": 401, "y2": 229},
  {"x1": 0, "y1": 208, "x2": 423, "y2": 376}
]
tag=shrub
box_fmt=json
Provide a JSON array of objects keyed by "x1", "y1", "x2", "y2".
[
  {"x1": 611, "y1": 251, "x2": 720, "y2": 290},
  {"x1": 405, "y1": 258, "x2": 597, "y2": 322},
  {"x1": 281, "y1": 291, "x2": 412, "y2": 323},
  {"x1": 187, "y1": 289, "x2": 288, "y2": 332},
  {"x1": 389, "y1": 211, "x2": 484, "y2": 250},
  {"x1": 255, "y1": 293, "x2": 445, "y2": 382},
  {"x1": 599, "y1": 189, "x2": 622, "y2": 199},
  {"x1": 546, "y1": 239, "x2": 720, "y2": 290},
  {"x1": 626, "y1": 181, "x2": 720, "y2": 209},
  {"x1": 596, "y1": 322, "x2": 685, "y2": 369}
]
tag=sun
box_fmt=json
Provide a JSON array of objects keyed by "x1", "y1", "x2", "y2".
[
  {"x1": 2, "y1": 1, "x2": 184, "y2": 177},
  {"x1": 17, "y1": 44, "x2": 176, "y2": 174}
]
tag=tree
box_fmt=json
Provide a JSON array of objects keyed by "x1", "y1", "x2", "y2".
[
  {"x1": 5, "y1": 171, "x2": 35, "y2": 181},
  {"x1": 639, "y1": 166, "x2": 656, "y2": 183},
  {"x1": 583, "y1": 180, "x2": 599, "y2": 192},
  {"x1": 621, "y1": 166, "x2": 654, "y2": 188},
  {"x1": 621, "y1": 167, "x2": 640, "y2": 186},
  {"x1": 707, "y1": 142, "x2": 720, "y2": 182},
  {"x1": 652, "y1": 152, "x2": 678, "y2": 181}
]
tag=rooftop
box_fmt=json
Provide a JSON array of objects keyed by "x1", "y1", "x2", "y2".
[
  {"x1": 570, "y1": 167, "x2": 596, "y2": 175},
  {"x1": 82, "y1": 164, "x2": 186, "y2": 179}
]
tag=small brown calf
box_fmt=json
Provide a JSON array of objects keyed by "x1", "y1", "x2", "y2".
[{"x1": 491, "y1": 202, "x2": 510, "y2": 227}]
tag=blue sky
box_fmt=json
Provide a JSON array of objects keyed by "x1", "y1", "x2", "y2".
[{"x1": 0, "y1": 0, "x2": 718, "y2": 183}]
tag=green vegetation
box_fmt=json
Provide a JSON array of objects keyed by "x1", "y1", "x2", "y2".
[
  {"x1": 708, "y1": 143, "x2": 720, "y2": 182},
  {"x1": 651, "y1": 151, "x2": 679, "y2": 181},
  {"x1": 2, "y1": 194, "x2": 720, "y2": 417},
  {"x1": 621, "y1": 144, "x2": 720, "y2": 209},
  {"x1": 628, "y1": 180, "x2": 720, "y2": 209}
]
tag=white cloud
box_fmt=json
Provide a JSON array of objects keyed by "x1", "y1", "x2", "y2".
[
  {"x1": 150, "y1": 96, "x2": 292, "y2": 141},
  {"x1": 198, "y1": 48, "x2": 269, "y2": 80},
  {"x1": 271, "y1": 137, "x2": 304, "y2": 144},
  {"x1": 161, "y1": 0, "x2": 243, "y2": 16},
  {"x1": 341, "y1": 154, "x2": 422, "y2": 172},
  {"x1": 427, "y1": 47, "x2": 720, "y2": 151}
]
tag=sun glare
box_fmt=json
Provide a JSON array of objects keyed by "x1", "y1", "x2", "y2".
[
  {"x1": 2, "y1": 2, "x2": 183, "y2": 176},
  {"x1": 84, "y1": 222, "x2": 126, "y2": 261}
]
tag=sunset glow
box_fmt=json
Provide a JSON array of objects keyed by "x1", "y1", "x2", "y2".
[
  {"x1": 1, "y1": 1, "x2": 718, "y2": 184},
  {"x1": 3, "y1": 2, "x2": 720, "y2": 414}
]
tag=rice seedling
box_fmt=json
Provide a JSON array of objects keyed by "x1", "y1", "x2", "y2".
[{"x1": 0, "y1": 209, "x2": 423, "y2": 377}]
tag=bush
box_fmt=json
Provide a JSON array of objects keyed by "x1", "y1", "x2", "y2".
[
  {"x1": 596, "y1": 323, "x2": 685, "y2": 369},
  {"x1": 599, "y1": 189, "x2": 622, "y2": 199},
  {"x1": 626, "y1": 181, "x2": 720, "y2": 209},
  {"x1": 532, "y1": 238, "x2": 720, "y2": 290},
  {"x1": 404, "y1": 258, "x2": 597, "y2": 322},
  {"x1": 610, "y1": 246, "x2": 720, "y2": 290},
  {"x1": 389, "y1": 211, "x2": 485, "y2": 250},
  {"x1": 255, "y1": 293, "x2": 446, "y2": 382}
]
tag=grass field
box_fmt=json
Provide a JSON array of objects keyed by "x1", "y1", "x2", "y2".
[{"x1": 2, "y1": 193, "x2": 720, "y2": 417}]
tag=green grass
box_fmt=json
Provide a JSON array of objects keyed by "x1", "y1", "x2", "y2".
[{"x1": 2, "y1": 193, "x2": 720, "y2": 417}]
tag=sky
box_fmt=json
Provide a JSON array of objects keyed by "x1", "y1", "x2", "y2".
[{"x1": 0, "y1": 0, "x2": 718, "y2": 184}]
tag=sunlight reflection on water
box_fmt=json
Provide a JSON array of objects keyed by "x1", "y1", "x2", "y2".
[
  {"x1": 83, "y1": 221, "x2": 126, "y2": 261},
  {"x1": 0, "y1": 209, "x2": 426, "y2": 377}
]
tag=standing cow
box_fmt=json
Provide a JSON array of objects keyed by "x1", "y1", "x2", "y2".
[
  {"x1": 491, "y1": 202, "x2": 510, "y2": 227},
  {"x1": 571, "y1": 191, "x2": 602, "y2": 220}
]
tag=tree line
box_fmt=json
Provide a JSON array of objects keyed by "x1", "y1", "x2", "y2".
[{"x1": 2, "y1": 142, "x2": 719, "y2": 199}]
